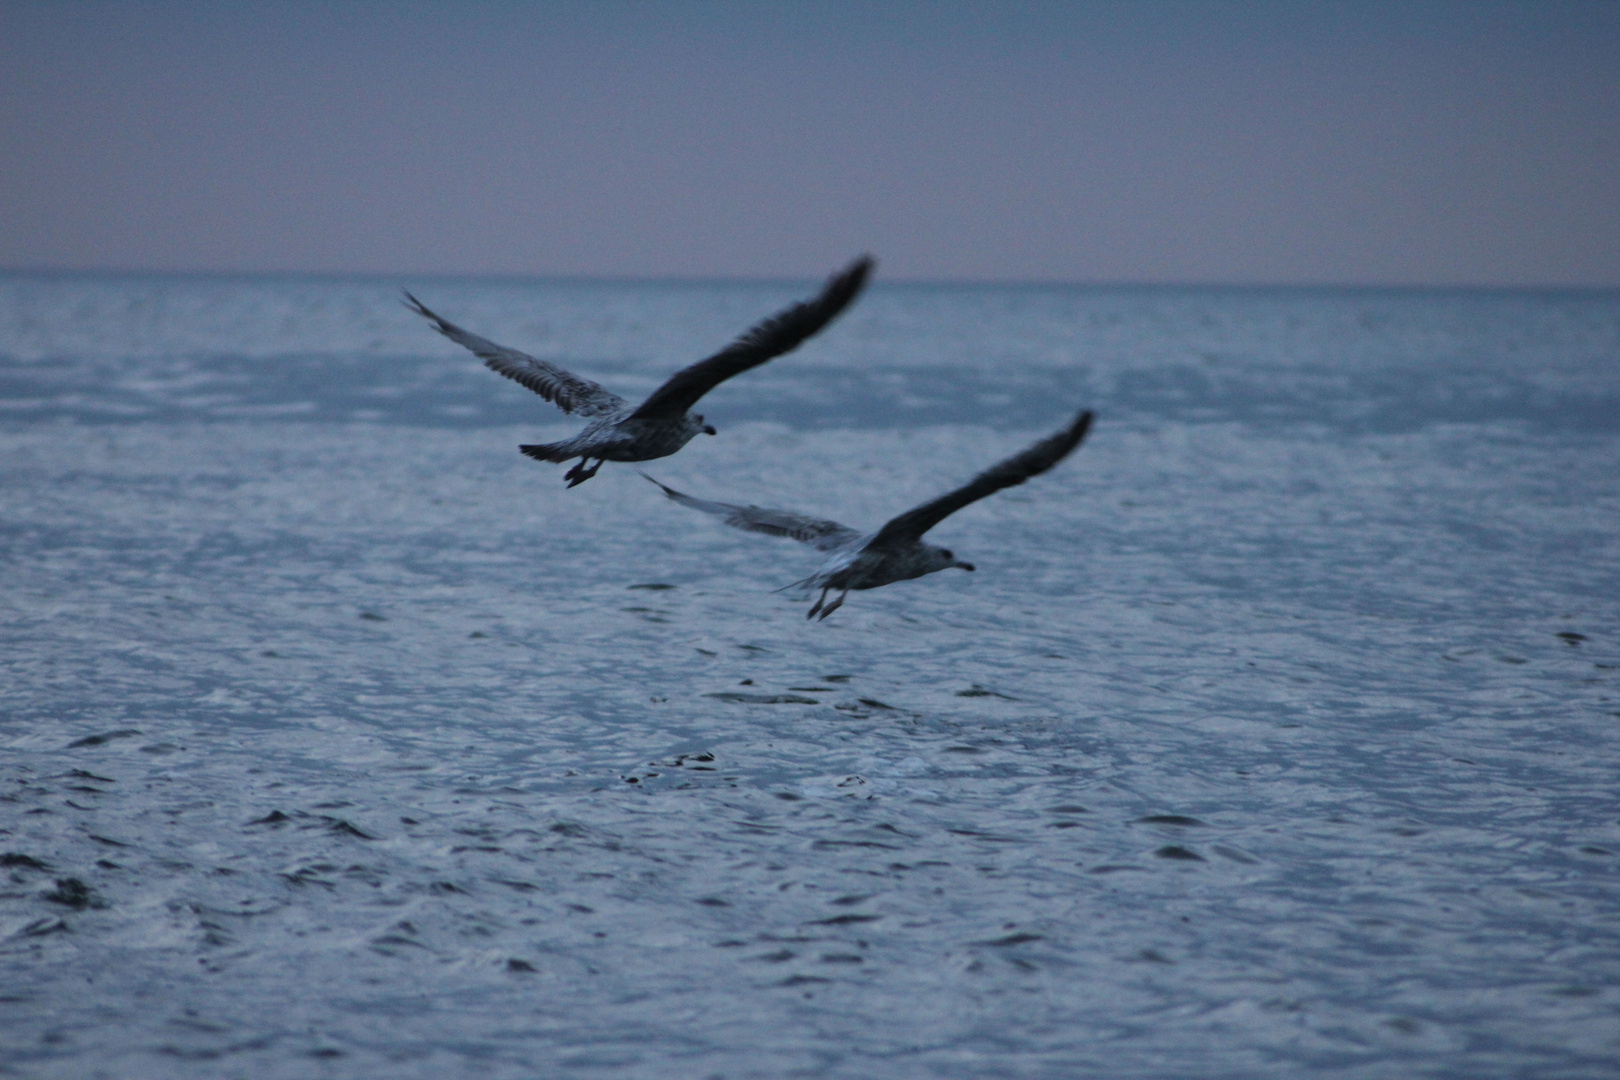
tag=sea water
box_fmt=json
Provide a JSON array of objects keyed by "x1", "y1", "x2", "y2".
[{"x1": 2, "y1": 273, "x2": 1617, "y2": 1078}]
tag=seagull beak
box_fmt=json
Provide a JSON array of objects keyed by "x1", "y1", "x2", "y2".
[
  {"x1": 958, "y1": 562, "x2": 976, "y2": 572},
  {"x1": 703, "y1": 425, "x2": 717, "y2": 435}
]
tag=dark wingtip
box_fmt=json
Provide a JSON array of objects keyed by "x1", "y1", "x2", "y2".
[
  {"x1": 402, "y1": 289, "x2": 449, "y2": 332},
  {"x1": 1054, "y1": 410, "x2": 1095, "y2": 459},
  {"x1": 837, "y1": 254, "x2": 876, "y2": 297},
  {"x1": 810, "y1": 255, "x2": 876, "y2": 317},
  {"x1": 636, "y1": 471, "x2": 685, "y2": 500}
]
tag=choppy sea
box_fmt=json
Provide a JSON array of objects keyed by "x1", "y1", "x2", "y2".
[{"x1": 2, "y1": 273, "x2": 1618, "y2": 1079}]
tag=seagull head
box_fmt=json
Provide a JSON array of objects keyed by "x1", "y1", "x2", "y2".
[
  {"x1": 694, "y1": 413, "x2": 717, "y2": 436},
  {"x1": 935, "y1": 548, "x2": 975, "y2": 573}
]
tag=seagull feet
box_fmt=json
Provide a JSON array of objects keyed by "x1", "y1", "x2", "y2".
[
  {"x1": 564, "y1": 458, "x2": 605, "y2": 487},
  {"x1": 806, "y1": 588, "x2": 847, "y2": 621},
  {"x1": 806, "y1": 588, "x2": 831, "y2": 620}
]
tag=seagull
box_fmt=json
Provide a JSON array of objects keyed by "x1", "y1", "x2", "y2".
[
  {"x1": 643, "y1": 409, "x2": 1094, "y2": 619},
  {"x1": 403, "y1": 256, "x2": 873, "y2": 486}
]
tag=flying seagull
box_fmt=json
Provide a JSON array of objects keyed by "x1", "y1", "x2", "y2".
[
  {"x1": 643, "y1": 409, "x2": 1094, "y2": 619},
  {"x1": 404, "y1": 256, "x2": 873, "y2": 486}
]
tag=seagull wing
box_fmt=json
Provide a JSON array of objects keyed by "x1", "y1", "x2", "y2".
[
  {"x1": 404, "y1": 292, "x2": 626, "y2": 418},
  {"x1": 641, "y1": 474, "x2": 861, "y2": 552},
  {"x1": 868, "y1": 410, "x2": 1094, "y2": 549},
  {"x1": 629, "y1": 255, "x2": 874, "y2": 420}
]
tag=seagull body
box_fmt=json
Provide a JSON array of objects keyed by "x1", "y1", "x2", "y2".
[
  {"x1": 404, "y1": 256, "x2": 873, "y2": 486},
  {"x1": 644, "y1": 409, "x2": 1094, "y2": 619}
]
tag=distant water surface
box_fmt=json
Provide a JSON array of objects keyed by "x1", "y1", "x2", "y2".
[{"x1": 2, "y1": 273, "x2": 1617, "y2": 1079}]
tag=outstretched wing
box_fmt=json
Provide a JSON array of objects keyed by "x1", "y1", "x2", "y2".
[
  {"x1": 641, "y1": 474, "x2": 862, "y2": 552},
  {"x1": 869, "y1": 410, "x2": 1094, "y2": 549},
  {"x1": 629, "y1": 256, "x2": 874, "y2": 420},
  {"x1": 403, "y1": 292, "x2": 626, "y2": 418}
]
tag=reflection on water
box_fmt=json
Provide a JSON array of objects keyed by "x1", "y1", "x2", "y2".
[{"x1": 1, "y1": 275, "x2": 1618, "y2": 1077}]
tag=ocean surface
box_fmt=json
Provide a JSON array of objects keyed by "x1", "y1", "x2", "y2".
[{"x1": 1, "y1": 272, "x2": 1617, "y2": 1079}]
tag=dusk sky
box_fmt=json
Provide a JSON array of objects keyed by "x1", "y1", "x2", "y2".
[{"x1": 2, "y1": 0, "x2": 1616, "y2": 285}]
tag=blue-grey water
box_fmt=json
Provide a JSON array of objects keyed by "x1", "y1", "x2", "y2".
[{"x1": 2, "y1": 273, "x2": 1617, "y2": 1079}]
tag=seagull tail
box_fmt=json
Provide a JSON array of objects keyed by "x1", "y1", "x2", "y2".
[{"x1": 518, "y1": 441, "x2": 576, "y2": 463}]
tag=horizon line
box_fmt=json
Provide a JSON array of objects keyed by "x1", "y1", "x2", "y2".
[{"x1": 2, "y1": 263, "x2": 1617, "y2": 294}]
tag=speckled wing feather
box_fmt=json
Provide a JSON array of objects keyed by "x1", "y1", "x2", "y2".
[
  {"x1": 629, "y1": 256, "x2": 874, "y2": 421},
  {"x1": 403, "y1": 292, "x2": 626, "y2": 418},
  {"x1": 869, "y1": 410, "x2": 1094, "y2": 548},
  {"x1": 641, "y1": 474, "x2": 861, "y2": 552}
]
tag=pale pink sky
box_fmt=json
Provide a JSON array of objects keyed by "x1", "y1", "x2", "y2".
[{"x1": 2, "y1": 0, "x2": 1616, "y2": 285}]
